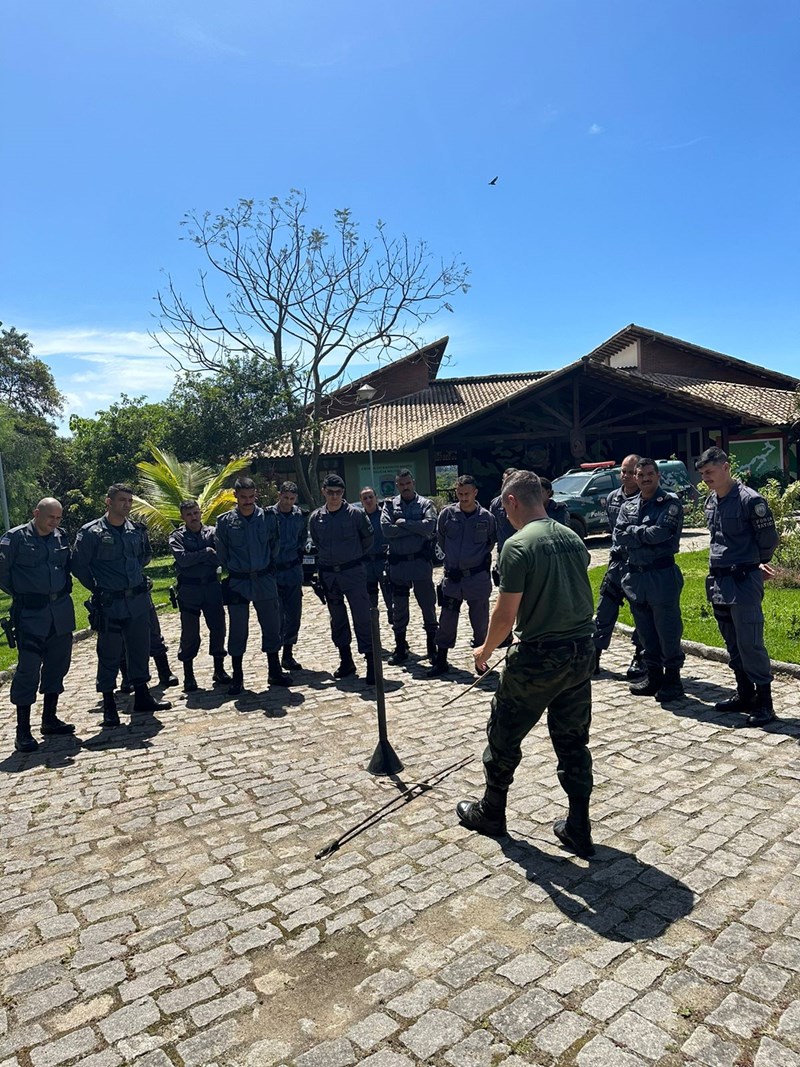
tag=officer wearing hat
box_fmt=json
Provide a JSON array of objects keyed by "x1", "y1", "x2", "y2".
[
  {"x1": 696, "y1": 446, "x2": 779, "y2": 726},
  {"x1": 615, "y1": 458, "x2": 685, "y2": 703},
  {"x1": 215, "y1": 476, "x2": 291, "y2": 695},
  {"x1": 168, "y1": 499, "x2": 231, "y2": 692},
  {"x1": 269, "y1": 481, "x2": 307, "y2": 671},
  {"x1": 428, "y1": 475, "x2": 496, "y2": 676},
  {"x1": 0, "y1": 497, "x2": 76, "y2": 752},
  {"x1": 380, "y1": 468, "x2": 438, "y2": 665},
  {"x1": 309, "y1": 474, "x2": 375, "y2": 683},
  {"x1": 72, "y1": 484, "x2": 171, "y2": 727}
]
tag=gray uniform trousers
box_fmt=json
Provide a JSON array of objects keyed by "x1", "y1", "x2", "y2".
[
  {"x1": 710, "y1": 573, "x2": 772, "y2": 685},
  {"x1": 435, "y1": 571, "x2": 492, "y2": 650},
  {"x1": 227, "y1": 600, "x2": 281, "y2": 658},
  {"x1": 177, "y1": 583, "x2": 226, "y2": 661},
  {"x1": 321, "y1": 564, "x2": 372, "y2": 654},
  {"x1": 364, "y1": 556, "x2": 393, "y2": 622},
  {"x1": 11, "y1": 608, "x2": 74, "y2": 706},
  {"x1": 622, "y1": 567, "x2": 685, "y2": 671},
  {"x1": 276, "y1": 577, "x2": 303, "y2": 648},
  {"x1": 96, "y1": 596, "x2": 151, "y2": 692},
  {"x1": 593, "y1": 561, "x2": 643, "y2": 652},
  {"x1": 388, "y1": 558, "x2": 437, "y2": 635}
]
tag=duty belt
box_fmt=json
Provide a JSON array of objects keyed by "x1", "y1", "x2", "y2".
[
  {"x1": 177, "y1": 573, "x2": 219, "y2": 586},
  {"x1": 444, "y1": 558, "x2": 491, "y2": 581},
  {"x1": 274, "y1": 559, "x2": 302, "y2": 572},
  {"x1": 318, "y1": 558, "x2": 363, "y2": 574},
  {"x1": 388, "y1": 549, "x2": 428, "y2": 563},
  {"x1": 627, "y1": 556, "x2": 675, "y2": 574},
  {"x1": 710, "y1": 562, "x2": 761, "y2": 577},
  {"x1": 13, "y1": 590, "x2": 70, "y2": 609},
  {"x1": 227, "y1": 567, "x2": 272, "y2": 579},
  {"x1": 98, "y1": 581, "x2": 148, "y2": 600},
  {"x1": 520, "y1": 635, "x2": 594, "y2": 653}
]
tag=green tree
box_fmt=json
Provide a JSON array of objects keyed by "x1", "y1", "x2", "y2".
[
  {"x1": 156, "y1": 189, "x2": 470, "y2": 504},
  {"x1": 163, "y1": 354, "x2": 291, "y2": 466},
  {"x1": 130, "y1": 443, "x2": 251, "y2": 536},
  {"x1": 0, "y1": 324, "x2": 64, "y2": 420}
]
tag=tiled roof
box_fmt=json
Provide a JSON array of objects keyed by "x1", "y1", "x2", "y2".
[
  {"x1": 261, "y1": 372, "x2": 550, "y2": 457},
  {"x1": 624, "y1": 371, "x2": 800, "y2": 426}
]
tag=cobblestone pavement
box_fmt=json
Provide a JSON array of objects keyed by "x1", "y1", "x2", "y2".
[{"x1": 2, "y1": 579, "x2": 800, "y2": 1067}]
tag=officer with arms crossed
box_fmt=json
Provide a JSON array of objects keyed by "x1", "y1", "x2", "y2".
[
  {"x1": 428, "y1": 475, "x2": 496, "y2": 677},
  {"x1": 168, "y1": 500, "x2": 231, "y2": 692},
  {"x1": 72, "y1": 484, "x2": 171, "y2": 728},
  {"x1": 269, "y1": 481, "x2": 307, "y2": 671},
  {"x1": 215, "y1": 476, "x2": 291, "y2": 695},
  {"x1": 593, "y1": 454, "x2": 645, "y2": 677},
  {"x1": 615, "y1": 458, "x2": 685, "y2": 703},
  {"x1": 696, "y1": 446, "x2": 779, "y2": 726},
  {"x1": 309, "y1": 475, "x2": 375, "y2": 684},
  {"x1": 360, "y1": 486, "x2": 393, "y2": 626},
  {"x1": 0, "y1": 497, "x2": 76, "y2": 751},
  {"x1": 457, "y1": 471, "x2": 597, "y2": 857},
  {"x1": 381, "y1": 469, "x2": 438, "y2": 665}
]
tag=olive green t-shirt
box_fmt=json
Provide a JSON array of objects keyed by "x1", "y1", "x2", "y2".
[{"x1": 499, "y1": 518, "x2": 594, "y2": 643}]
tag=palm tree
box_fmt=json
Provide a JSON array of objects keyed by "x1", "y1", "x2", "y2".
[{"x1": 130, "y1": 442, "x2": 251, "y2": 535}]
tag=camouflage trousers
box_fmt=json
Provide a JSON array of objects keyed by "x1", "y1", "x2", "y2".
[{"x1": 483, "y1": 635, "x2": 594, "y2": 799}]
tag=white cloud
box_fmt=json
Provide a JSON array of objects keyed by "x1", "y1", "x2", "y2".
[{"x1": 588, "y1": 123, "x2": 604, "y2": 135}]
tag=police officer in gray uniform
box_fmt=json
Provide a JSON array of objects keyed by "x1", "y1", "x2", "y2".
[
  {"x1": 381, "y1": 468, "x2": 438, "y2": 665},
  {"x1": 215, "y1": 476, "x2": 291, "y2": 695},
  {"x1": 593, "y1": 454, "x2": 645, "y2": 677},
  {"x1": 429, "y1": 475, "x2": 496, "y2": 676},
  {"x1": 168, "y1": 500, "x2": 231, "y2": 693},
  {"x1": 696, "y1": 446, "x2": 779, "y2": 726},
  {"x1": 0, "y1": 497, "x2": 76, "y2": 752},
  {"x1": 269, "y1": 481, "x2": 307, "y2": 671},
  {"x1": 309, "y1": 474, "x2": 375, "y2": 684},
  {"x1": 615, "y1": 458, "x2": 685, "y2": 703},
  {"x1": 540, "y1": 478, "x2": 571, "y2": 526},
  {"x1": 360, "y1": 486, "x2": 393, "y2": 627},
  {"x1": 489, "y1": 468, "x2": 518, "y2": 560},
  {"x1": 72, "y1": 484, "x2": 171, "y2": 727}
]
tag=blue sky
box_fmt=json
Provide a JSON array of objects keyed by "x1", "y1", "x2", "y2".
[{"x1": 2, "y1": 0, "x2": 798, "y2": 428}]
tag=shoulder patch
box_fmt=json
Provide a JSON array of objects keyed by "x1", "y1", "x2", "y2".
[
  {"x1": 754, "y1": 502, "x2": 768, "y2": 517},
  {"x1": 668, "y1": 503, "x2": 680, "y2": 517}
]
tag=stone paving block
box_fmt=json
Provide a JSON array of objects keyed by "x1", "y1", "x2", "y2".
[
  {"x1": 706, "y1": 991, "x2": 773, "y2": 1038},
  {"x1": 359, "y1": 1052, "x2": 414, "y2": 1067},
  {"x1": 174, "y1": 1019, "x2": 240, "y2": 1067},
  {"x1": 157, "y1": 975, "x2": 219, "y2": 1014},
  {"x1": 79, "y1": 1052, "x2": 124, "y2": 1067},
  {"x1": 294, "y1": 1037, "x2": 356, "y2": 1067},
  {"x1": 447, "y1": 981, "x2": 510, "y2": 1021},
  {"x1": 98, "y1": 996, "x2": 161, "y2": 1042},
  {"x1": 489, "y1": 989, "x2": 560, "y2": 1042},
  {"x1": 400, "y1": 1008, "x2": 468, "y2": 1059},
  {"x1": 681, "y1": 1024, "x2": 741, "y2": 1067},
  {"x1": 754, "y1": 1037, "x2": 800, "y2": 1066},
  {"x1": 438, "y1": 951, "x2": 494, "y2": 989},
  {"x1": 346, "y1": 1012, "x2": 400, "y2": 1051},
  {"x1": 444, "y1": 1028, "x2": 509, "y2": 1067},
  {"x1": 495, "y1": 951, "x2": 548, "y2": 986},
  {"x1": 534, "y1": 1009, "x2": 591, "y2": 1057},
  {"x1": 605, "y1": 1010, "x2": 672, "y2": 1060},
  {"x1": 28, "y1": 1027, "x2": 98, "y2": 1067},
  {"x1": 386, "y1": 978, "x2": 448, "y2": 1019},
  {"x1": 189, "y1": 987, "x2": 257, "y2": 1026},
  {"x1": 741, "y1": 962, "x2": 791, "y2": 1000},
  {"x1": 15, "y1": 982, "x2": 78, "y2": 1024},
  {"x1": 576, "y1": 1034, "x2": 651, "y2": 1066}
]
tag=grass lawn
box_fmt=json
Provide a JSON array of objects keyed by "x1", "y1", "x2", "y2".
[
  {"x1": 589, "y1": 548, "x2": 800, "y2": 666},
  {"x1": 0, "y1": 556, "x2": 178, "y2": 673}
]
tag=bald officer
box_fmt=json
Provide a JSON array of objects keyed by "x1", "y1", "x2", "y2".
[{"x1": 0, "y1": 498, "x2": 76, "y2": 752}]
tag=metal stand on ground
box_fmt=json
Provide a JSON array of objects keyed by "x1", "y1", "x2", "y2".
[{"x1": 366, "y1": 605, "x2": 403, "y2": 776}]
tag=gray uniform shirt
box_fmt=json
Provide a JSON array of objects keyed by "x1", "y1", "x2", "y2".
[
  {"x1": 309, "y1": 503, "x2": 373, "y2": 566},
  {"x1": 169, "y1": 524, "x2": 219, "y2": 581},
  {"x1": 437, "y1": 503, "x2": 497, "y2": 570},
  {"x1": 381, "y1": 493, "x2": 437, "y2": 557},
  {"x1": 0, "y1": 521, "x2": 76, "y2": 636},
  {"x1": 215, "y1": 506, "x2": 279, "y2": 602},
  {"x1": 270, "y1": 505, "x2": 307, "y2": 584},
  {"x1": 705, "y1": 481, "x2": 778, "y2": 606},
  {"x1": 72, "y1": 516, "x2": 152, "y2": 619},
  {"x1": 615, "y1": 491, "x2": 683, "y2": 567}
]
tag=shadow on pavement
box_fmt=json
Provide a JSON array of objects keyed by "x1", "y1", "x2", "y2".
[
  {"x1": 79, "y1": 713, "x2": 166, "y2": 751},
  {"x1": 0, "y1": 734, "x2": 83, "y2": 773},
  {"x1": 501, "y1": 834, "x2": 695, "y2": 941}
]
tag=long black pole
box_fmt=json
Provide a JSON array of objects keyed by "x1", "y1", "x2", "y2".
[{"x1": 367, "y1": 604, "x2": 403, "y2": 776}]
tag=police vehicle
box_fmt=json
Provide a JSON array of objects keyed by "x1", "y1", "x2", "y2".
[{"x1": 551, "y1": 459, "x2": 696, "y2": 540}]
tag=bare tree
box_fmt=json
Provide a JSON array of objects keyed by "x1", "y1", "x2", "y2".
[{"x1": 155, "y1": 190, "x2": 470, "y2": 504}]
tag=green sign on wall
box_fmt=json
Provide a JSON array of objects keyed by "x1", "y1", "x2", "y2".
[{"x1": 728, "y1": 437, "x2": 784, "y2": 477}]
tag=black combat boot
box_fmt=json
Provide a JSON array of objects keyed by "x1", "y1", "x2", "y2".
[
  {"x1": 14, "y1": 705, "x2": 38, "y2": 753},
  {"x1": 456, "y1": 785, "x2": 507, "y2": 837},
  {"x1": 629, "y1": 666, "x2": 664, "y2": 697},
  {"x1": 154, "y1": 654, "x2": 179, "y2": 688},
  {"x1": 40, "y1": 693, "x2": 75, "y2": 736},
  {"x1": 228, "y1": 656, "x2": 244, "y2": 695},
  {"x1": 554, "y1": 796, "x2": 596, "y2": 858},
  {"x1": 737, "y1": 684, "x2": 777, "y2": 728},
  {"x1": 183, "y1": 660, "x2": 199, "y2": 693},
  {"x1": 212, "y1": 656, "x2": 232, "y2": 686},
  {"x1": 281, "y1": 645, "x2": 303, "y2": 670},
  {"x1": 426, "y1": 647, "x2": 450, "y2": 677},
  {"x1": 102, "y1": 692, "x2": 120, "y2": 729},
  {"x1": 333, "y1": 646, "x2": 357, "y2": 679},
  {"x1": 267, "y1": 652, "x2": 292, "y2": 686},
  {"x1": 132, "y1": 685, "x2": 172, "y2": 713},
  {"x1": 425, "y1": 625, "x2": 438, "y2": 663},
  {"x1": 593, "y1": 648, "x2": 602, "y2": 676},
  {"x1": 364, "y1": 653, "x2": 376, "y2": 686},
  {"x1": 656, "y1": 668, "x2": 685, "y2": 703},
  {"x1": 714, "y1": 669, "x2": 756, "y2": 713},
  {"x1": 625, "y1": 649, "x2": 647, "y2": 679},
  {"x1": 388, "y1": 633, "x2": 409, "y2": 665}
]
